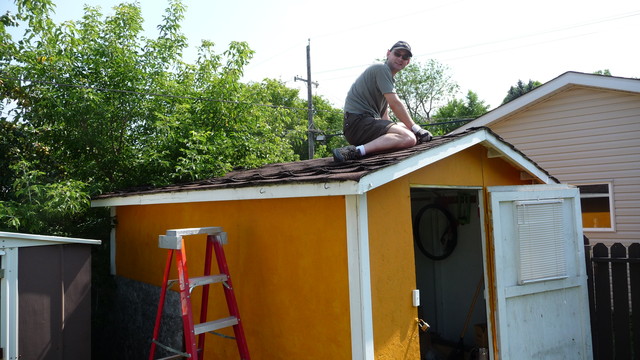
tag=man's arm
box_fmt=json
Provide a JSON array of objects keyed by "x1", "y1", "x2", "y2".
[
  {"x1": 384, "y1": 92, "x2": 415, "y2": 128},
  {"x1": 384, "y1": 92, "x2": 433, "y2": 143}
]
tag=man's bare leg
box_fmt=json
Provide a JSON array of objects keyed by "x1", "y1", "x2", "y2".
[{"x1": 362, "y1": 124, "x2": 416, "y2": 155}]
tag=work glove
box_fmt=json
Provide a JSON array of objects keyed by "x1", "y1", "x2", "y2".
[{"x1": 412, "y1": 125, "x2": 433, "y2": 143}]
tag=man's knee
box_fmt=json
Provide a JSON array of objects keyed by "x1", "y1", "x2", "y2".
[
  {"x1": 400, "y1": 133, "x2": 417, "y2": 148},
  {"x1": 388, "y1": 125, "x2": 417, "y2": 148}
]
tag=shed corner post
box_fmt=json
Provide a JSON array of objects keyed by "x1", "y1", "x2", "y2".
[
  {"x1": 0, "y1": 247, "x2": 19, "y2": 360},
  {"x1": 345, "y1": 194, "x2": 375, "y2": 359}
]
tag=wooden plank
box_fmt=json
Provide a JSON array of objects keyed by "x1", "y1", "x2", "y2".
[
  {"x1": 611, "y1": 243, "x2": 630, "y2": 360},
  {"x1": 165, "y1": 227, "x2": 223, "y2": 237},
  {"x1": 629, "y1": 243, "x2": 640, "y2": 359},
  {"x1": 592, "y1": 243, "x2": 613, "y2": 360}
]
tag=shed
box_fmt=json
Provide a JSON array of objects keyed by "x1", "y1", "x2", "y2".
[
  {"x1": 92, "y1": 127, "x2": 593, "y2": 359},
  {"x1": 0, "y1": 231, "x2": 101, "y2": 360},
  {"x1": 453, "y1": 72, "x2": 640, "y2": 247}
]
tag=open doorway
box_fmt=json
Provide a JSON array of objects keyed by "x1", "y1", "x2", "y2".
[{"x1": 411, "y1": 187, "x2": 489, "y2": 360}]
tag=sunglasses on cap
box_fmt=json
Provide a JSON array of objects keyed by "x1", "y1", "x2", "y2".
[{"x1": 393, "y1": 50, "x2": 411, "y2": 60}]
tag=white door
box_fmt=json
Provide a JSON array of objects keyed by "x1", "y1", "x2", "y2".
[{"x1": 487, "y1": 185, "x2": 592, "y2": 360}]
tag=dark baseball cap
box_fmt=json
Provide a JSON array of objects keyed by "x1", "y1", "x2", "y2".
[{"x1": 390, "y1": 41, "x2": 412, "y2": 57}]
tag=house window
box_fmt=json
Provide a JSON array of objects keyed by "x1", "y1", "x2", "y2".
[
  {"x1": 577, "y1": 183, "x2": 614, "y2": 231},
  {"x1": 515, "y1": 200, "x2": 568, "y2": 284}
]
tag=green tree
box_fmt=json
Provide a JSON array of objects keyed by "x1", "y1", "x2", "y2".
[
  {"x1": 394, "y1": 59, "x2": 459, "y2": 123},
  {"x1": 593, "y1": 69, "x2": 612, "y2": 76},
  {"x1": 502, "y1": 79, "x2": 542, "y2": 104},
  {"x1": 0, "y1": 0, "x2": 340, "y2": 234},
  {"x1": 431, "y1": 90, "x2": 489, "y2": 135},
  {"x1": 1, "y1": 3, "x2": 343, "y2": 357},
  {"x1": 309, "y1": 96, "x2": 347, "y2": 159}
]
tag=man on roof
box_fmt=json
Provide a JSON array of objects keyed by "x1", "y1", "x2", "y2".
[{"x1": 332, "y1": 41, "x2": 432, "y2": 163}]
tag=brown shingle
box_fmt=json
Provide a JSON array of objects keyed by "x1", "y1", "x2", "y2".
[{"x1": 93, "y1": 127, "x2": 554, "y2": 200}]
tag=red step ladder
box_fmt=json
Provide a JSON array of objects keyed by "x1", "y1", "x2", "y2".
[{"x1": 149, "y1": 227, "x2": 250, "y2": 360}]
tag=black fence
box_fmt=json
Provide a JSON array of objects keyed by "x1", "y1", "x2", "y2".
[{"x1": 586, "y1": 241, "x2": 639, "y2": 360}]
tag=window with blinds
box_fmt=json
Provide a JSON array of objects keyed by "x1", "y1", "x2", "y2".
[{"x1": 515, "y1": 199, "x2": 568, "y2": 284}]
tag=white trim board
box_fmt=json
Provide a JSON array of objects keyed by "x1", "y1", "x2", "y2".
[
  {"x1": 0, "y1": 231, "x2": 101, "y2": 248},
  {"x1": 345, "y1": 194, "x2": 375, "y2": 360}
]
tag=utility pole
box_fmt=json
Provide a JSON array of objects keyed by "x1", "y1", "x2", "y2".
[{"x1": 294, "y1": 39, "x2": 318, "y2": 159}]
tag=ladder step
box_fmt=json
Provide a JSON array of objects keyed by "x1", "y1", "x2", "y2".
[
  {"x1": 186, "y1": 274, "x2": 228, "y2": 288},
  {"x1": 167, "y1": 274, "x2": 227, "y2": 288},
  {"x1": 194, "y1": 316, "x2": 239, "y2": 335}
]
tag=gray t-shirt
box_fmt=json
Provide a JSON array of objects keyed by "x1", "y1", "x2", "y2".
[{"x1": 344, "y1": 63, "x2": 395, "y2": 118}]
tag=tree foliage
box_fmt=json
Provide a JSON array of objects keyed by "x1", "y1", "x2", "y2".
[
  {"x1": 394, "y1": 59, "x2": 459, "y2": 123},
  {"x1": 502, "y1": 79, "x2": 542, "y2": 104},
  {"x1": 431, "y1": 90, "x2": 489, "y2": 135},
  {"x1": 309, "y1": 95, "x2": 348, "y2": 158},
  {"x1": 0, "y1": 0, "x2": 340, "y2": 235},
  {"x1": 593, "y1": 69, "x2": 612, "y2": 76}
]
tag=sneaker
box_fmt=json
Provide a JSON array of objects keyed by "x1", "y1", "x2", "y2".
[{"x1": 332, "y1": 145, "x2": 361, "y2": 162}]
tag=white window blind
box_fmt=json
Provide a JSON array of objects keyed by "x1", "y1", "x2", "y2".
[{"x1": 516, "y1": 200, "x2": 567, "y2": 284}]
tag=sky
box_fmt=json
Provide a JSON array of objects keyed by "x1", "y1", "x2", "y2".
[{"x1": 3, "y1": 0, "x2": 640, "y2": 110}]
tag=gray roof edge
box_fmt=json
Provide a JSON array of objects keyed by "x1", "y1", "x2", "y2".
[
  {"x1": 0, "y1": 231, "x2": 102, "y2": 247},
  {"x1": 451, "y1": 71, "x2": 640, "y2": 135}
]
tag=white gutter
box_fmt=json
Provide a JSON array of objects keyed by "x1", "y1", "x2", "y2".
[
  {"x1": 0, "y1": 231, "x2": 102, "y2": 248},
  {"x1": 91, "y1": 179, "x2": 361, "y2": 207}
]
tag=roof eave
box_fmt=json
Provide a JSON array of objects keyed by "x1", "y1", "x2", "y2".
[
  {"x1": 359, "y1": 128, "x2": 557, "y2": 193},
  {"x1": 91, "y1": 180, "x2": 363, "y2": 207},
  {"x1": 91, "y1": 128, "x2": 555, "y2": 207},
  {"x1": 357, "y1": 129, "x2": 489, "y2": 192},
  {"x1": 451, "y1": 71, "x2": 640, "y2": 134}
]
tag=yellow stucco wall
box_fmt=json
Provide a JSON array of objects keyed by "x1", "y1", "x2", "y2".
[
  {"x1": 367, "y1": 145, "x2": 536, "y2": 360},
  {"x1": 367, "y1": 179, "x2": 421, "y2": 359},
  {"x1": 113, "y1": 144, "x2": 538, "y2": 360},
  {"x1": 115, "y1": 196, "x2": 352, "y2": 359}
]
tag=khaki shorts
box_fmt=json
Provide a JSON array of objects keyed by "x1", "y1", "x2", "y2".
[{"x1": 343, "y1": 113, "x2": 394, "y2": 146}]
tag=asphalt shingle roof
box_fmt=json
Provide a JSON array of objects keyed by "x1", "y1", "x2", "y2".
[{"x1": 93, "y1": 127, "x2": 554, "y2": 200}]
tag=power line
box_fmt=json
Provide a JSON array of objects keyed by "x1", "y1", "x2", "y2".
[
  {"x1": 441, "y1": 31, "x2": 595, "y2": 63},
  {"x1": 416, "y1": 10, "x2": 640, "y2": 59},
  {"x1": 242, "y1": 1, "x2": 469, "y2": 73},
  {"x1": 311, "y1": 9, "x2": 640, "y2": 77},
  {"x1": 0, "y1": 74, "x2": 343, "y2": 115},
  {"x1": 309, "y1": 0, "x2": 468, "y2": 41}
]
